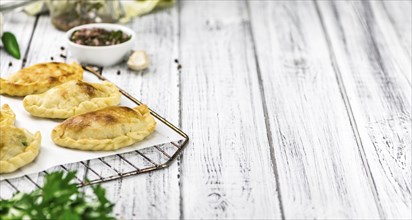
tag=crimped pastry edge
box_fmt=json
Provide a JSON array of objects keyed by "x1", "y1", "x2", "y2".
[
  {"x1": 0, "y1": 130, "x2": 41, "y2": 173},
  {"x1": 51, "y1": 109, "x2": 156, "y2": 151},
  {"x1": 23, "y1": 81, "x2": 121, "y2": 119}
]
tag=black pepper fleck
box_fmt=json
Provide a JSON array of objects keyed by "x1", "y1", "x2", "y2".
[
  {"x1": 174, "y1": 59, "x2": 179, "y2": 63},
  {"x1": 50, "y1": 57, "x2": 54, "y2": 60},
  {"x1": 177, "y1": 64, "x2": 182, "y2": 70},
  {"x1": 8, "y1": 62, "x2": 12, "y2": 67},
  {"x1": 60, "y1": 46, "x2": 65, "y2": 50},
  {"x1": 23, "y1": 58, "x2": 27, "y2": 62},
  {"x1": 60, "y1": 54, "x2": 67, "y2": 59},
  {"x1": 117, "y1": 70, "x2": 121, "y2": 75}
]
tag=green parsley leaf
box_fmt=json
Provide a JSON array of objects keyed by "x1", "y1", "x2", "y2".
[{"x1": 0, "y1": 171, "x2": 115, "y2": 220}]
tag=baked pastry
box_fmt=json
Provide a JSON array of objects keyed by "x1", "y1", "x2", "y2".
[
  {"x1": 0, "y1": 62, "x2": 83, "y2": 96},
  {"x1": 0, "y1": 104, "x2": 16, "y2": 126},
  {"x1": 23, "y1": 80, "x2": 121, "y2": 119},
  {"x1": 0, "y1": 106, "x2": 41, "y2": 173},
  {"x1": 0, "y1": 126, "x2": 41, "y2": 173},
  {"x1": 51, "y1": 105, "x2": 156, "y2": 151}
]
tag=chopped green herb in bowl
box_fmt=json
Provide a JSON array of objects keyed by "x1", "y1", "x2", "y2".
[
  {"x1": 66, "y1": 23, "x2": 135, "y2": 66},
  {"x1": 70, "y1": 28, "x2": 131, "y2": 46}
]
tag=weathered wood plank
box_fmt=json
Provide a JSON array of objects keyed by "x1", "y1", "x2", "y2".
[
  {"x1": 366, "y1": 1, "x2": 411, "y2": 84},
  {"x1": 0, "y1": 12, "x2": 36, "y2": 75},
  {"x1": 316, "y1": 1, "x2": 411, "y2": 219},
  {"x1": 1, "y1": 2, "x2": 410, "y2": 219},
  {"x1": 87, "y1": 7, "x2": 181, "y2": 219},
  {"x1": 23, "y1": 15, "x2": 67, "y2": 65},
  {"x1": 380, "y1": 0, "x2": 412, "y2": 58},
  {"x1": 249, "y1": 1, "x2": 382, "y2": 218},
  {"x1": 179, "y1": 1, "x2": 282, "y2": 219}
]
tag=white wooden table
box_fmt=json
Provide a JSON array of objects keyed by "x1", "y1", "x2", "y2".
[{"x1": 1, "y1": 1, "x2": 411, "y2": 219}]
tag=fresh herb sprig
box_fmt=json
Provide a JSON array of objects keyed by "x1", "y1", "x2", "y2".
[{"x1": 0, "y1": 171, "x2": 115, "y2": 220}]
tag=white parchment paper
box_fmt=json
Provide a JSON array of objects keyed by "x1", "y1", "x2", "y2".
[{"x1": 0, "y1": 72, "x2": 184, "y2": 180}]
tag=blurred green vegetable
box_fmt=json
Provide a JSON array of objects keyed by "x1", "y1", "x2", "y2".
[
  {"x1": 24, "y1": 0, "x2": 175, "y2": 24},
  {"x1": 1, "y1": 32, "x2": 20, "y2": 59},
  {"x1": 120, "y1": 0, "x2": 175, "y2": 23},
  {"x1": 0, "y1": 171, "x2": 115, "y2": 220}
]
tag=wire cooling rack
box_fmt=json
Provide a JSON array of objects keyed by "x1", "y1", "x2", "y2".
[{"x1": 0, "y1": 67, "x2": 189, "y2": 198}]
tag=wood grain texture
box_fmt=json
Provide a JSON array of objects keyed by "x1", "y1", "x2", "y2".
[
  {"x1": 85, "y1": 7, "x2": 181, "y2": 219},
  {"x1": 249, "y1": 1, "x2": 383, "y2": 218},
  {"x1": 23, "y1": 15, "x2": 67, "y2": 65},
  {"x1": 0, "y1": 12, "x2": 36, "y2": 75},
  {"x1": 367, "y1": 1, "x2": 411, "y2": 84},
  {"x1": 179, "y1": 1, "x2": 282, "y2": 219},
  {"x1": 317, "y1": 1, "x2": 411, "y2": 219},
  {"x1": 380, "y1": 0, "x2": 412, "y2": 59},
  {"x1": 1, "y1": 2, "x2": 410, "y2": 219}
]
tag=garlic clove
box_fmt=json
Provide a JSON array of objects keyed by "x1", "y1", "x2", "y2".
[{"x1": 127, "y1": 50, "x2": 150, "y2": 71}]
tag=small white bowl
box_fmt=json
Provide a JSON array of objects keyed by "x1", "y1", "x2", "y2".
[{"x1": 66, "y1": 23, "x2": 135, "y2": 67}]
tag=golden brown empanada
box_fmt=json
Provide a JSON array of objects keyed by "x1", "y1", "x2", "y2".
[
  {"x1": 51, "y1": 105, "x2": 156, "y2": 151},
  {"x1": 23, "y1": 80, "x2": 121, "y2": 119},
  {"x1": 0, "y1": 104, "x2": 16, "y2": 126},
  {"x1": 0, "y1": 106, "x2": 41, "y2": 173},
  {"x1": 0, "y1": 62, "x2": 83, "y2": 96}
]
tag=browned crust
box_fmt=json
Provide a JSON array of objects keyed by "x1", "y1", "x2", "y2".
[
  {"x1": 0, "y1": 62, "x2": 83, "y2": 96},
  {"x1": 75, "y1": 81, "x2": 97, "y2": 97},
  {"x1": 60, "y1": 106, "x2": 142, "y2": 132},
  {"x1": 51, "y1": 105, "x2": 155, "y2": 151},
  {"x1": 13, "y1": 62, "x2": 78, "y2": 84}
]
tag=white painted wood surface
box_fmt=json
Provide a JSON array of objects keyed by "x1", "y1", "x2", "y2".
[
  {"x1": 179, "y1": 1, "x2": 281, "y2": 219},
  {"x1": 0, "y1": 12, "x2": 35, "y2": 74},
  {"x1": 249, "y1": 1, "x2": 381, "y2": 218},
  {"x1": 317, "y1": 1, "x2": 411, "y2": 219},
  {"x1": 380, "y1": 0, "x2": 412, "y2": 59},
  {"x1": 0, "y1": 1, "x2": 410, "y2": 219}
]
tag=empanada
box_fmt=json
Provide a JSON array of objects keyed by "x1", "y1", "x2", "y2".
[
  {"x1": 51, "y1": 105, "x2": 156, "y2": 151},
  {"x1": 23, "y1": 80, "x2": 121, "y2": 119},
  {"x1": 0, "y1": 106, "x2": 41, "y2": 173},
  {"x1": 0, "y1": 62, "x2": 83, "y2": 96},
  {"x1": 0, "y1": 104, "x2": 16, "y2": 126}
]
